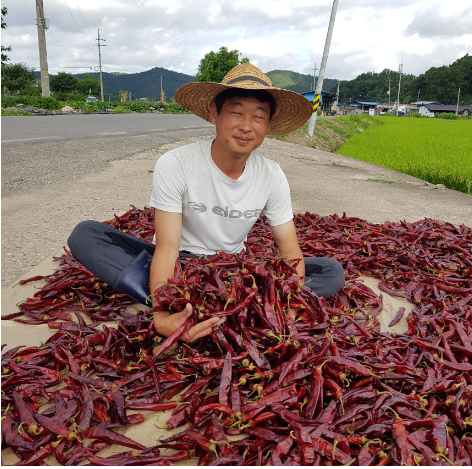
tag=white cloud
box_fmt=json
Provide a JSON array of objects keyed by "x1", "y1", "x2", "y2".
[{"x1": 2, "y1": 0, "x2": 471, "y2": 80}]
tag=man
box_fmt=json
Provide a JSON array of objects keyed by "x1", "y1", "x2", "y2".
[{"x1": 68, "y1": 63, "x2": 344, "y2": 343}]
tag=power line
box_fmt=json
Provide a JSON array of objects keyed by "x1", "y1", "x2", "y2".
[
  {"x1": 62, "y1": 0, "x2": 94, "y2": 50},
  {"x1": 83, "y1": 6, "x2": 98, "y2": 32},
  {"x1": 76, "y1": 3, "x2": 96, "y2": 43},
  {"x1": 36, "y1": 66, "x2": 96, "y2": 69},
  {"x1": 102, "y1": 39, "x2": 199, "y2": 62}
]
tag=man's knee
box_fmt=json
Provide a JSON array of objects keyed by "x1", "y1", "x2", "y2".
[
  {"x1": 305, "y1": 256, "x2": 345, "y2": 298},
  {"x1": 67, "y1": 220, "x2": 101, "y2": 254},
  {"x1": 328, "y1": 258, "x2": 345, "y2": 294}
]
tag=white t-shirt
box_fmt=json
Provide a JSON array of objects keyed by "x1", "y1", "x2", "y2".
[{"x1": 149, "y1": 140, "x2": 293, "y2": 255}]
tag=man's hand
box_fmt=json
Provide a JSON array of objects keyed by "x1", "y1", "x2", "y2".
[
  {"x1": 153, "y1": 304, "x2": 225, "y2": 343},
  {"x1": 287, "y1": 308, "x2": 298, "y2": 321}
]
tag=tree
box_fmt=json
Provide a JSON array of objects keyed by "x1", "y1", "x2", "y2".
[
  {"x1": 76, "y1": 73, "x2": 101, "y2": 97},
  {"x1": 1, "y1": 63, "x2": 35, "y2": 94},
  {"x1": 50, "y1": 72, "x2": 80, "y2": 93},
  {"x1": 331, "y1": 68, "x2": 416, "y2": 104},
  {"x1": 195, "y1": 47, "x2": 249, "y2": 83},
  {"x1": 1, "y1": 7, "x2": 12, "y2": 67}
]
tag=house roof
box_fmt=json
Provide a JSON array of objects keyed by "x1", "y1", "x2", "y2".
[
  {"x1": 423, "y1": 104, "x2": 471, "y2": 111},
  {"x1": 356, "y1": 101, "x2": 378, "y2": 106}
]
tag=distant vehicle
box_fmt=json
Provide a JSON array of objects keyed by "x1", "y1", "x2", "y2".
[{"x1": 85, "y1": 96, "x2": 98, "y2": 103}]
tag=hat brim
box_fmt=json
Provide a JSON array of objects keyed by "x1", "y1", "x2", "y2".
[{"x1": 174, "y1": 81, "x2": 313, "y2": 135}]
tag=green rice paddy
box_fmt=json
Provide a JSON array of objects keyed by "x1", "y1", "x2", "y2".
[{"x1": 336, "y1": 117, "x2": 472, "y2": 194}]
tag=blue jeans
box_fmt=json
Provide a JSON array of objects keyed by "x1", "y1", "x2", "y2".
[{"x1": 68, "y1": 220, "x2": 345, "y2": 304}]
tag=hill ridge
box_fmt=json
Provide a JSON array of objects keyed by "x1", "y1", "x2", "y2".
[{"x1": 63, "y1": 68, "x2": 337, "y2": 100}]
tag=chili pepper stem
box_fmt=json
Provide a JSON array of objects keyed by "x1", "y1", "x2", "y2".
[
  {"x1": 332, "y1": 437, "x2": 339, "y2": 460},
  {"x1": 340, "y1": 373, "x2": 350, "y2": 388},
  {"x1": 382, "y1": 405, "x2": 401, "y2": 420},
  {"x1": 154, "y1": 423, "x2": 168, "y2": 430},
  {"x1": 51, "y1": 437, "x2": 64, "y2": 449},
  {"x1": 267, "y1": 331, "x2": 282, "y2": 343},
  {"x1": 338, "y1": 396, "x2": 345, "y2": 415},
  {"x1": 414, "y1": 454, "x2": 424, "y2": 465},
  {"x1": 299, "y1": 396, "x2": 308, "y2": 412},
  {"x1": 90, "y1": 385, "x2": 105, "y2": 394},
  {"x1": 315, "y1": 358, "x2": 331, "y2": 373},
  {"x1": 437, "y1": 453, "x2": 455, "y2": 465}
]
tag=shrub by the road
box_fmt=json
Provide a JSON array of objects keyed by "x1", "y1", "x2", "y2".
[
  {"x1": 1, "y1": 109, "x2": 32, "y2": 116},
  {"x1": 1, "y1": 94, "x2": 189, "y2": 114},
  {"x1": 113, "y1": 106, "x2": 132, "y2": 114}
]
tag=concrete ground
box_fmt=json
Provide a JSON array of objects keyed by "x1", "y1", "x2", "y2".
[{"x1": 2, "y1": 129, "x2": 472, "y2": 464}]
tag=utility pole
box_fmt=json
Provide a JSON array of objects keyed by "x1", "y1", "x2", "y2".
[
  {"x1": 35, "y1": 0, "x2": 50, "y2": 97},
  {"x1": 417, "y1": 88, "x2": 420, "y2": 105},
  {"x1": 335, "y1": 80, "x2": 340, "y2": 113},
  {"x1": 387, "y1": 72, "x2": 391, "y2": 110},
  {"x1": 456, "y1": 88, "x2": 461, "y2": 115},
  {"x1": 396, "y1": 60, "x2": 403, "y2": 117},
  {"x1": 312, "y1": 63, "x2": 317, "y2": 91},
  {"x1": 307, "y1": 0, "x2": 339, "y2": 137},
  {"x1": 97, "y1": 30, "x2": 105, "y2": 102}
]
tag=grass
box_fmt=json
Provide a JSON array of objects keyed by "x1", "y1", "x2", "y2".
[
  {"x1": 273, "y1": 115, "x2": 382, "y2": 153},
  {"x1": 336, "y1": 117, "x2": 472, "y2": 194},
  {"x1": 327, "y1": 114, "x2": 381, "y2": 139},
  {"x1": 1, "y1": 110, "x2": 32, "y2": 116},
  {"x1": 366, "y1": 178, "x2": 397, "y2": 184}
]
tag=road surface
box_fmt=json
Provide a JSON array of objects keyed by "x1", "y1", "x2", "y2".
[
  {"x1": 1, "y1": 114, "x2": 211, "y2": 198},
  {"x1": 1, "y1": 113, "x2": 210, "y2": 143}
]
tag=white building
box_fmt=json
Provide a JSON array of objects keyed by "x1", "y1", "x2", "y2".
[{"x1": 419, "y1": 106, "x2": 435, "y2": 117}]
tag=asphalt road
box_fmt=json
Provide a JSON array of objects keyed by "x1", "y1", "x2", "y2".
[
  {"x1": 1, "y1": 114, "x2": 212, "y2": 198},
  {"x1": 1, "y1": 113, "x2": 210, "y2": 143}
]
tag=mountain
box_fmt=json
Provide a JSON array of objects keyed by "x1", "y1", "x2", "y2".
[
  {"x1": 266, "y1": 70, "x2": 338, "y2": 94},
  {"x1": 65, "y1": 68, "x2": 337, "y2": 100},
  {"x1": 72, "y1": 67, "x2": 195, "y2": 100}
]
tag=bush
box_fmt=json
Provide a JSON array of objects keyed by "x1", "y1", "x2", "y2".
[
  {"x1": 410, "y1": 112, "x2": 427, "y2": 118},
  {"x1": 1, "y1": 93, "x2": 190, "y2": 114},
  {"x1": 38, "y1": 96, "x2": 62, "y2": 110},
  {"x1": 1, "y1": 109, "x2": 31, "y2": 116},
  {"x1": 113, "y1": 106, "x2": 132, "y2": 114},
  {"x1": 162, "y1": 100, "x2": 188, "y2": 113},
  {"x1": 435, "y1": 112, "x2": 460, "y2": 120}
]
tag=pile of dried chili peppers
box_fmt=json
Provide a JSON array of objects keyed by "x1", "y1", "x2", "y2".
[{"x1": 2, "y1": 205, "x2": 471, "y2": 466}]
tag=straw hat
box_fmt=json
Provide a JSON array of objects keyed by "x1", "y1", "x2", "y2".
[{"x1": 174, "y1": 63, "x2": 313, "y2": 135}]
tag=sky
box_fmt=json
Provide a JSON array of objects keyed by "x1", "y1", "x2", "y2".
[{"x1": 2, "y1": 0, "x2": 472, "y2": 81}]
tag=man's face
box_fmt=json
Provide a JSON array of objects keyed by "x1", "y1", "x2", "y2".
[{"x1": 209, "y1": 96, "x2": 271, "y2": 159}]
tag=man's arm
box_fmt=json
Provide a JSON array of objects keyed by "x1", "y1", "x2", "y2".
[
  {"x1": 149, "y1": 209, "x2": 182, "y2": 301},
  {"x1": 270, "y1": 220, "x2": 305, "y2": 277},
  {"x1": 150, "y1": 209, "x2": 224, "y2": 341},
  {"x1": 270, "y1": 220, "x2": 304, "y2": 321}
]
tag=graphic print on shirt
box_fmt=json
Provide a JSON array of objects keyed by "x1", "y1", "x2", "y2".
[
  {"x1": 188, "y1": 202, "x2": 207, "y2": 213},
  {"x1": 190, "y1": 202, "x2": 263, "y2": 219}
]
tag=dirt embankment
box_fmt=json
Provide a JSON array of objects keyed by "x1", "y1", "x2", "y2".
[
  {"x1": 267, "y1": 115, "x2": 384, "y2": 153},
  {"x1": 267, "y1": 119, "x2": 348, "y2": 153}
]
